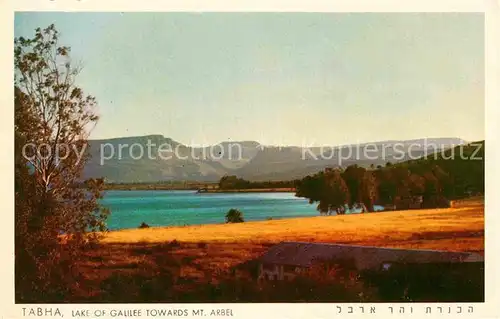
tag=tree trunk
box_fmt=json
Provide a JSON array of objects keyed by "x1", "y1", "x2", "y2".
[{"x1": 360, "y1": 203, "x2": 369, "y2": 213}]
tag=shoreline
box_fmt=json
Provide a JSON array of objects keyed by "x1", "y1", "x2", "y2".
[
  {"x1": 106, "y1": 213, "x2": 316, "y2": 232},
  {"x1": 103, "y1": 186, "x2": 295, "y2": 193},
  {"x1": 198, "y1": 188, "x2": 295, "y2": 193},
  {"x1": 100, "y1": 202, "x2": 484, "y2": 252}
]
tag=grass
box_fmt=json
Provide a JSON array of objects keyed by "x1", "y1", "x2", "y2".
[
  {"x1": 70, "y1": 197, "x2": 483, "y2": 302},
  {"x1": 101, "y1": 198, "x2": 484, "y2": 253}
]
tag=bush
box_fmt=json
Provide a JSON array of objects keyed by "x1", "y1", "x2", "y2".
[
  {"x1": 139, "y1": 222, "x2": 150, "y2": 229},
  {"x1": 225, "y1": 209, "x2": 244, "y2": 223}
]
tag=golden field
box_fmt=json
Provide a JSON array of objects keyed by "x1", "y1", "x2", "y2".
[
  {"x1": 75, "y1": 198, "x2": 484, "y2": 301},
  {"x1": 101, "y1": 198, "x2": 484, "y2": 252}
]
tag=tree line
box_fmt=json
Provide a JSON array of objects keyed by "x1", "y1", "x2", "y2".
[
  {"x1": 217, "y1": 141, "x2": 484, "y2": 216},
  {"x1": 296, "y1": 142, "x2": 484, "y2": 215},
  {"x1": 296, "y1": 164, "x2": 446, "y2": 215},
  {"x1": 218, "y1": 175, "x2": 296, "y2": 190}
]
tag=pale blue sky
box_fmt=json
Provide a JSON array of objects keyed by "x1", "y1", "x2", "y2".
[{"x1": 14, "y1": 13, "x2": 484, "y2": 146}]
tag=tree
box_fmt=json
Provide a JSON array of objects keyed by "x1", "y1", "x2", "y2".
[
  {"x1": 225, "y1": 209, "x2": 244, "y2": 223},
  {"x1": 296, "y1": 169, "x2": 350, "y2": 215},
  {"x1": 408, "y1": 173, "x2": 426, "y2": 196},
  {"x1": 340, "y1": 165, "x2": 379, "y2": 212},
  {"x1": 391, "y1": 167, "x2": 413, "y2": 199},
  {"x1": 422, "y1": 172, "x2": 443, "y2": 208},
  {"x1": 375, "y1": 167, "x2": 400, "y2": 205},
  {"x1": 342, "y1": 165, "x2": 366, "y2": 210},
  {"x1": 14, "y1": 24, "x2": 109, "y2": 302},
  {"x1": 323, "y1": 169, "x2": 351, "y2": 215},
  {"x1": 431, "y1": 165, "x2": 454, "y2": 198},
  {"x1": 295, "y1": 173, "x2": 325, "y2": 205},
  {"x1": 218, "y1": 175, "x2": 250, "y2": 190},
  {"x1": 359, "y1": 171, "x2": 378, "y2": 212}
]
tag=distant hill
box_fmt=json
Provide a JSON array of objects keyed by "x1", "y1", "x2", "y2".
[
  {"x1": 83, "y1": 135, "x2": 467, "y2": 183},
  {"x1": 396, "y1": 140, "x2": 485, "y2": 195}
]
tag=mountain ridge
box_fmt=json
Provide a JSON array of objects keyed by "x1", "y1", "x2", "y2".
[{"x1": 84, "y1": 135, "x2": 467, "y2": 183}]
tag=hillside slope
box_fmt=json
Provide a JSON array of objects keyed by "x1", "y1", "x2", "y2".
[{"x1": 84, "y1": 135, "x2": 466, "y2": 183}]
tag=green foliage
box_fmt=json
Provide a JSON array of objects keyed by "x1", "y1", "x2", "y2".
[
  {"x1": 341, "y1": 165, "x2": 378, "y2": 212},
  {"x1": 296, "y1": 168, "x2": 350, "y2": 215},
  {"x1": 218, "y1": 175, "x2": 296, "y2": 190},
  {"x1": 225, "y1": 209, "x2": 245, "y2": 223},
  {"x1": 219, "y1": 175, "x2": 250, "y2": 190},
  {"x1": 359, "y1": 171, "x2": 378, "y2": 212},
  {"x1": 401, "y1": 142, "x2": 484, "y2": 198},
  {"x1": 296, "y1": 145, "x2": 484, "y2": 215},
  {"x1": 341, "y1": 165, "x2": 365, "y2": 208},
  {"x1": 15, "y1": 24, "x2": 109, "y2": 302}
]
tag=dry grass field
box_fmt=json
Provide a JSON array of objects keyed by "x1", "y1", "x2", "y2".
[
  {"x1": 72, "y1": 197, "x2": 484, "y2": 302},
  {"x1": 101, "y1": 198, "x2": 484, "y2": 252}
]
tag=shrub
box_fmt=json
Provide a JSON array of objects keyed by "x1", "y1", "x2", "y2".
[
  {"x1": 225, "y1": 209, "x2": 244, "y2": 223},
  {"x1": 139, "y1": 222, "x2": 150, "y2": 229}
]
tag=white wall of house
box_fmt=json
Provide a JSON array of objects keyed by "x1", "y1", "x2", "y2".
[
  {"x1": 258, "y1": 263, "x2": 280, "y2": 281},
  {"x1": 259, "y1": 263, "x2": 305, "y2": 281}
]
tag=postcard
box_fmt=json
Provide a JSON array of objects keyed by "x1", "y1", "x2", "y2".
[{"x1": 1, "y1": 1, "x2": 499, "y2": 318}]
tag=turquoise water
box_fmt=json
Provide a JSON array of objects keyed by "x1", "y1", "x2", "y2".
[{"x1": 101, "y1": 190, "x2": 382, "y2": 230}]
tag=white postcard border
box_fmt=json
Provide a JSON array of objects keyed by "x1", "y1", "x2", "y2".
[{"x1": 1, "y1": 1, "x2": 498, "y2": 318}]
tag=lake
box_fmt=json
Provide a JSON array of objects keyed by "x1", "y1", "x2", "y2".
[{"x1": 101, "y1": 190, "x2": 382, "y2": 230}]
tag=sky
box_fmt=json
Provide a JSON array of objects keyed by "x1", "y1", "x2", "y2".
[{"x1": 14, "y1": 13, "x2": 484, "y2": 146}]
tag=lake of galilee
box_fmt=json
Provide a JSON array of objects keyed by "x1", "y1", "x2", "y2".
[{"x1": 101, "y1": 190, "x2": 382, "y2": 230}]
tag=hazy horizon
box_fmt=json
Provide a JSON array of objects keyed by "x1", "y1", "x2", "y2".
[
  {"x1": 14, "y1": 13, "x2": 484, "y2": 146},
  {"x1": 87, "y1": 133, "x2": 472, "y2": 148}
]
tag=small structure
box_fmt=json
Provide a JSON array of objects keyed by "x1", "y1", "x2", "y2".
[{"x1": 257, "y1": 242, "x2": 483, "y2": 281}]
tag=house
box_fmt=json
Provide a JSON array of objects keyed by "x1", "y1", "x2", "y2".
[{"x1": 257, "y1": 242, "x2": 483, "y2": 281}]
